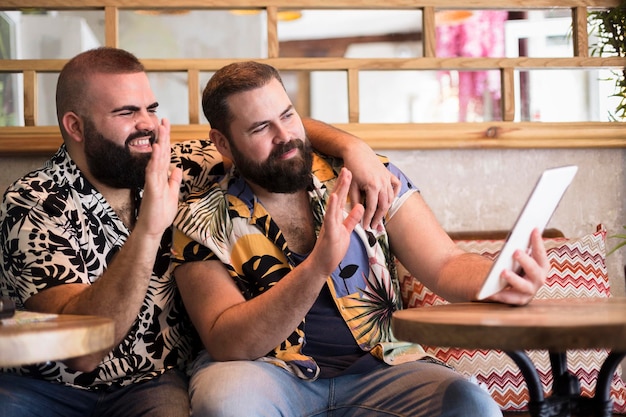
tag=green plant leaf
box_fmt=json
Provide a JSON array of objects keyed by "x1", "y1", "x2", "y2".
[{"x1": 607, "y1": 226, "x2": 626, "y2": 255}]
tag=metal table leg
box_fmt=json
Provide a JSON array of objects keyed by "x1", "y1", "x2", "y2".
[
  {"x1": 590, "y1": 351, "x2": 626, "y2": 417},
  {"x1": 505, "y1": 350, "x2": 625, "y2": 417},
  {"x1": 506, "y1": 350, "x2": 566, "y2": 417}
]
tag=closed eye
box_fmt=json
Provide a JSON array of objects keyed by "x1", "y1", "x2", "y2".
[
  {"x1": 112, "y1": 102, "x2": 159, "y2": 116},
  {"x1": 250, "y1": 122, "x2": 269, "y2": 134}
]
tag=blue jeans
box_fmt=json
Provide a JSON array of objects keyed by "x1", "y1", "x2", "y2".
[
  {"x1": 0, "y1": 368, "x2": 189, "y2": 417},
  {"x1": 188, "y1": 351, "x2": 502, "y2": 417}
]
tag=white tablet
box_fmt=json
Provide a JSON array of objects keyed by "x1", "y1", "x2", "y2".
[{"x1": 476, "y1": 165, "x2": 578, "y2": 300}]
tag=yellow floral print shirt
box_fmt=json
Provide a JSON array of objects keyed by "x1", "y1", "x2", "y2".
[{"x1": 172, "y1": 153, "x2": 428, "y2": 380}]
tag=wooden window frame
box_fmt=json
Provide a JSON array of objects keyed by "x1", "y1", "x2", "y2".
[{"x1": 0, "y1": 0, "x2": 624, "y2": 155}]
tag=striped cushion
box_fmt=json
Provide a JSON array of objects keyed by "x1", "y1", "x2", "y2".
[{"x1": 398, "y1": 225, "x2": 626, "y2": 413}]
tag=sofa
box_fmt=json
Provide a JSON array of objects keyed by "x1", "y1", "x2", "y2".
[{"x1": 398, "y1": 224, "x2": 626, "y2": 414}]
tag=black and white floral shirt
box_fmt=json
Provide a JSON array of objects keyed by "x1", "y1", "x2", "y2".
[{"x1": 0, "y1": 139, "x2": 224, "y2": 390}]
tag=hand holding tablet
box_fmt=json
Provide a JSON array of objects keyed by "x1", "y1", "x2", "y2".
[{"x1": 476, "y1": 165, "x2": 578, "y2": 300}]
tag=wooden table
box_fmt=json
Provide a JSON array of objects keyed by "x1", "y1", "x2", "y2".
[
  {"x1": 392, "y1": 297, "x2": 626, "y2": 417},
  {"x1": 0, "y1": 312, "x2": 115, "y2": 367}
]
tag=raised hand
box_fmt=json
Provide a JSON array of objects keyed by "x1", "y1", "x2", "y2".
[
  {"x1": 136, "y1": 118, "x2": 183, "y2": 238},
  {"x1": 312, "y1": 168, "x2": 364, "y2": 277}
]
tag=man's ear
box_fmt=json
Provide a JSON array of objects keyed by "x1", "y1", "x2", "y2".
[
  {"x1": 210, "y1": 129, "x2": 233, "y2": 160},
  {"x1": 61, "y1": 112, "x2": 85, "y2": 144}
]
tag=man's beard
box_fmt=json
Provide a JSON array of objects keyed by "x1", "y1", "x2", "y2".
[
  {"x1": 83, "y1": 118, "x2": 154, "y2": 189},
  {"x1": 230, "y1": 138, "x2": 313, "y2": 194}
]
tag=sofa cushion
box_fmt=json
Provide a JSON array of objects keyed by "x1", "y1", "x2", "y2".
[{"x1": 398, "y1": 225, "x2": 626, "y2": 413}]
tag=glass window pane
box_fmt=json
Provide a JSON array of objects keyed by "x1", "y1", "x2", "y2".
[
  {"x1": 503, "y1": 9, "x2": 573, "y2": 58},
  {"x1": 0, "y1": 12, "x2": 20, "y2": 126},
  {"x1": 37, "y1": 73, "x2": 59, "y2": 126},
  {"x1": 198, "y1": 72, "x2": 215, "y2": 125},
  {"x1": 588, "y1": 8, "x2": 625, "y2": 58},
  {"x1": 0, "y1": 73, "x2": 20, "y2": 126},
  {"x1": 21, "y1": 10, "x2": 103, "y2": 59},
  {"x1": 437, "y1": 10, "x2": 509, "y2": 59},
  {"x1": 597, "y1": 68, "x2": 625, "y2": 121},
  {"x1": 434, "y1": 9, "x2": 573, "y2": 59},
  {"x1": 356, "y1": 70, "x2": 501, "y2": 123},
  {"x1": 146, "y1": 72, "x2": 189, "y2": 125},
  {"x1": 279, "y1": 9, "x2": 423, "y2": 58},
  {"x1": 119, "y1": 10, "x2": 266, "y2": 59},
  {"x1": 516, "y1": 69, "x2": 620, "y2": 122},
  {"x1": 310, "y1": 71, "x2": 348, "y2": 123}
]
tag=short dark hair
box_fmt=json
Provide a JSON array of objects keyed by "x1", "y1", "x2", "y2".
[
  {"x1": 202, "y1": 61, "x2": 285, "y2": 136},
  {"x1": 56, "y1": 47, "x2": 145, "y2": 138}
]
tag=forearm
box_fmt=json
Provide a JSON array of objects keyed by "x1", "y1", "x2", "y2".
[
  {"x1": 208, "y1": 257, "x2": 328, "y2": 360},
  {"x1": 303, "y1": 118, "x2": 364, "y2": 157},
  {"x1": 23, "y1": 229, "x2": 164, "y2": 372},
  {"x1": 434, "y1": 252, "x2": 493, "y2": 302},
  {"x1": 26, "y1": 228, "x2": 162, "y2": 348}
]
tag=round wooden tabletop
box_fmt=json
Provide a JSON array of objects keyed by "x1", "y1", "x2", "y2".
[
  {"x1": 0, "y1": 313, "x2": 115, "y2": 367},
  {"x1": 392, "y1": 297, "x2": 626, "y2": 352}
]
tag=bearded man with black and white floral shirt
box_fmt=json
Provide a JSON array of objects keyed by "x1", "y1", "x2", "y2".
[{"x1": 0, "y1": 47, "x2": 398, "y2": 417}]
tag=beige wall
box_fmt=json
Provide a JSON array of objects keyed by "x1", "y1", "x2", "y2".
[
  {"x1": 386, "y1": 147, "x2": 626, "y2": 296},
  {"x1": 2, "y1": 147, "x2": 625, "y2": 296}
]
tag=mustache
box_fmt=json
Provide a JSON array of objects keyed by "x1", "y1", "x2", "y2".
[
  {"x1": 125, "y1": 130, "x2": 156, "y2": 147},
  {"x1": 269, "y1": 139, "x2": 304, "y2": 159}
]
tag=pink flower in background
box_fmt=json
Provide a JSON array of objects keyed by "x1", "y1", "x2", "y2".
[{"x1": 436, "y1": 10, "x2": 509, "y2": 121}]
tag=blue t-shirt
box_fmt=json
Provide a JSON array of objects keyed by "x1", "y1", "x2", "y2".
[{"x1": 293, "y1": 248, "x2": 383, "y2": 378}]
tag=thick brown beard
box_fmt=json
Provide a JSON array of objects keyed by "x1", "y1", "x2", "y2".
[
  {"x1": 230, "y1": 138, "x2": 313, "y2": 193},
  {"x1": 83, "y1": 117, "x2": 154, "y2": 189}
]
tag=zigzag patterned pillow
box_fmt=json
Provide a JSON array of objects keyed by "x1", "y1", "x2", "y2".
[{"x1": 398, "y1": 225, "x2": 626, "y2": 413}]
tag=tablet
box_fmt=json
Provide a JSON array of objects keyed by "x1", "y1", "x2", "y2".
[{"x1": 476, "y1": 165, "x2": 578, "y2": 300}]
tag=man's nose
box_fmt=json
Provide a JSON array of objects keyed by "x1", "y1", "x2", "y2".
[
  {"x1": 135, "y1": 110, "x2": 156, "y2": 131},
  {"x1": 273, "y1": 122, "x2": 290, "y2": 143}
]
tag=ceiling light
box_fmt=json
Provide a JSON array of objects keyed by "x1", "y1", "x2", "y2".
[
  {"x1": 134, "y1": 9, "x2": 191, "y2": 15},
  {"x1": 230, "y1": 9, "x2": 302, "y2": 21},
  {"x1": 435, "y1": 10, "x2": 474, "y2": 25}
]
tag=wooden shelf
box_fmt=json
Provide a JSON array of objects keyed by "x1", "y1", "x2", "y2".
[{"x1": 1, "y1": 122, "x2": 624, "y2": 156}]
